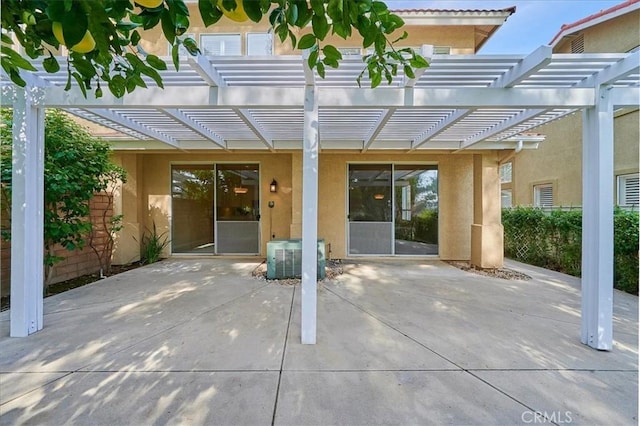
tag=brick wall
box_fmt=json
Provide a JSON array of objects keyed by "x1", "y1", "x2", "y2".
[{"x1": 0, "y1": 193, "x2": 114, "y2": 296}]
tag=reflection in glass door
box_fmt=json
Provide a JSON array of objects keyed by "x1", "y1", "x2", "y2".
[
  {"x1": 171, "y1": 165, "x2": 215, "y2": 253},
  {"x1": 348, "y1": 164, "x2": 439, "y2": 256},
  {"x1": 394, "y1": 165, "x2": 438, "y2": 255},
  {"x1": 216, "y1": 164, "x2": 260, "y2": 254},
  {"x1": 348, "y1": 164, "x2": 393, "y2": 255}
]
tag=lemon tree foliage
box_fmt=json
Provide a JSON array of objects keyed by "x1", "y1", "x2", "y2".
[
  {"x1": 0, "y1": 109, "x2": 127, "y2": 269},
  {"x1": 1, "y1": 0, "x2": 428, "y2": 98}
]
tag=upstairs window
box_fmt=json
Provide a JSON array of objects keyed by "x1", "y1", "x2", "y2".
[
  {"x1": 201, "y1": 34, "x2": 241, "y2": 56},
  {"x1": 247, "y1": 33, "x2": 273, "y2": 56}
]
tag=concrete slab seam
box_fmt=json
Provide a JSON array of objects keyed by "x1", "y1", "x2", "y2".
[{"x1": 271, "y1": 285, "x2": 296, "y2": 426}]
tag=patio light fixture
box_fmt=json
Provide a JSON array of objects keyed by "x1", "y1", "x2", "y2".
[
  {"x1": 270, "y1": 179, "x2": 278, "y2": 193},
  {"x1": 373, "y1": 193, "x2": 385, "y2": 200},
  {"x1": 234, "y1": 186, "x2": 248, "y2": 194}
]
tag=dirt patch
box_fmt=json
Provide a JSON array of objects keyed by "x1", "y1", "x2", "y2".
[
  {"x1": 252, "y1": 259, "x2": 344, "y2": 285},
  {"x1": 0, "y1": 262, "x2": 145, "y2": 312},
  {"x1": 446, "y1": 261, "x2": 531, "y2": 280}
]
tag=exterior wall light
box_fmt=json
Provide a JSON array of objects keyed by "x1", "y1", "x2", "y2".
[
  {"x1": 270, "y1": 179, "x2": 278, "y2": 193},
  {"x1": 373, "y1": 193, "x2": 385, "y2": 200}
]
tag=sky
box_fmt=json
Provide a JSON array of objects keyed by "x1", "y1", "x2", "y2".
[{"x1": 385, "y1": 0, "x2": 625, "y2": 53}]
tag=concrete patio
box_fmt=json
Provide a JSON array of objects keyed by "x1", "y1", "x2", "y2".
[{"x1": 0, "y1": 258, "x2": 637, "y2": 425}]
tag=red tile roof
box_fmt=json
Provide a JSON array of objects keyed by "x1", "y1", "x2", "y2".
[
  {"x1": 549, "y1": 0, "x2": 639, "y2": 45},
  {"x1": 392, "y1": 7, "x2": 516, "y2": 14}
]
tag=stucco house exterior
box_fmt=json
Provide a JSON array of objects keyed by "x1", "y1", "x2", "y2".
[
  {"x1": 98, "y1": 5, "x2": 518, "y2": 267},
  {"x1": 505, "y1": 0, "x2": 640, "y2": 208}
]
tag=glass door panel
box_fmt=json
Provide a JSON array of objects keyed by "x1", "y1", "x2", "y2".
[
  {"x1": 394, "y1": 165, "x2": 438, "y2": 255},
  {"x1": 216, "y1": 164, "x2": 260, "y2": 254},
  {"x1": 348, "y1": 164, "x2": 393, "y2": 255},
  {"x1": 171, "y1": 165, "x2": 215, "y2": 254}
]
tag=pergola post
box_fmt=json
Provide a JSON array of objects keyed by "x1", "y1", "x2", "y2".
[
  {"x1": 10, "y1": 87, "x2": 45, "y2": 337},
  {"x1": 581, "y1": 85, "x2": 614, "y2": 350},
  {"x1": 301, "y1": 85, "x2": 319, "y2": 344}
]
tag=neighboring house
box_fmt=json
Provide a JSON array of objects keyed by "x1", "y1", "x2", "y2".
[
  {"x1": 507, "y1": 0, "x2": 640, "y2": 208},
  {"x1": 96, "y1": 5, "x2": 517, "y2": 267}
]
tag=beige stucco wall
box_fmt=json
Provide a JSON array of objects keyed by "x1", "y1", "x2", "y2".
[
  {"x1": 513, "y1": 109, "x2": 639, "y2": 207},
  {"x1": 513, "y1": 9, "x2": 640, "y2": 207},
  {"x1": 112, "y1": 151, "x2": 489, "y2": 261},
  {"x1": 135, "y1": 3, "x2": 479, "y2": 56}
]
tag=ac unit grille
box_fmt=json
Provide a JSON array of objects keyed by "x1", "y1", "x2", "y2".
[
  {"x1": 275, "y1": 248, "x2": 303, "y2": 278},
  {"x1": 266, "y1": 239, "x2": 326, "y2": 279}
]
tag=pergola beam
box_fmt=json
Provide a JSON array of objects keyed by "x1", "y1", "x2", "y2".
[
  {"x1": 187, "y1": 54, "x2": 227, "y2": 87},
  {"x1": 456, "y1": 108, "x2": 546, "y2": 151},
  {"x1": 410, "y1": 109, "x2": 474, "y2": 150},
  {"x1": 163, "y1": 108, "x2": 227, "y2": 149},
  {"x1": 577, "y1": 50, "x2": 640, "y2": 88},
  {"x1": 362, "y1": 109, "x2": 395, "y2": 152},
  {"x1": 82, "y1": 108, "x2": 182, "y2": 149},
  {"x1": 234, "y1": 108, "x2": 275, "y2": 151},
  {"x1": 492, "y1": 45, "x2": 553, "y2": 88}
]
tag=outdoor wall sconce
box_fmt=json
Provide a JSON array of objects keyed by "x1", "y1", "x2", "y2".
[
  {"x1": 270, "y1": 179, "x2": 278, "y2": 193},
  {"x1": 373, "y1": 193, "x2": 385, "y2": 200}
]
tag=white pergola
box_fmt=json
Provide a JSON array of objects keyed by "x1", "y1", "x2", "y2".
[{"x1": 2, "y1": 46, "x2": 638, "y2": 350}]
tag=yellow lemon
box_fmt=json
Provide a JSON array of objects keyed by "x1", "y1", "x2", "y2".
[
  {"x1": 135, "y1": 0, "x2": 163, "y2": 8},
  {"x1": 218, "y1": 0, "x2": 248, "y2": 22},
  {"x1": 52, "y1": 22, "x2": 96, "y2": 53}
]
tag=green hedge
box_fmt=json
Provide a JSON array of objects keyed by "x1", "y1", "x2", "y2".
[{"x1": 502, "y1": 207, "x2": 638, "y2": 294}]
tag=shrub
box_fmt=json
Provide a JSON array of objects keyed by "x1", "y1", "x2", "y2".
[
  {"x1": 502, "y1": 207, "x2": 638, "y2": 294},
  {"x1": 139, "y1": 223, "x2": 169, "y2": 265}
]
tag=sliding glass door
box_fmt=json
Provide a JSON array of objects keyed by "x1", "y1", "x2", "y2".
[
  {"x1": 215, "y1": 164, "x2": 260, "y2": 254},
  {"x1": 348, "y1": 164, "x2": 393, "y2": 255},
  {"x1": 171, "y1": 165, "x2": 215, "y2": 253},
  {"x1": 348, "y1": 164, "x2": 438, "y2": 256},
  {"x1": 171, "y1": 163, "x2": 260, "y2": 255}
]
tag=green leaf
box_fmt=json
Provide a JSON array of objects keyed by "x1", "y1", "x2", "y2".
[
  {"x1": 287, "y1": 3, "x2": 299, "y2": 25},
  {"x1": 1, "y1": 34, "x2": 13, "y2": 45},
  {"x1": 146, "y1": 54, "x2": 167, "y2": 70},
  {"x1": 161, "y1": 9, "x2": 176, "y2": 44},
  {"x1": 312, "y1": 15, "x2": 329, "y2": 41},
  {"x1": 322, "y1": 45, "x2": 342, "y2": 62},
  {"x1": 310, "y1": 0, "x2": 325, "y2": 15},
  {"x1": 412, "y1": 55, "x2": 430, "y2": 68},
  {"x1": 171, "y1": 43, "x2": 180, "y2": 70},
  {"x1": 243, "y1": 0, "x2": 263, "y2": 22},
  {"x1": 8, "y1": 68, "x2": 27, "y2": 87},
  {"x1": 371, "y1": 68, "x2": 382, "y2": 88},
  {"x1": 60, "y1": 6, "x2": 89, "y2": 47},
  {"x1": 393, "y1": 31, "x2": 408, "y2": 43},
  {"x1": 1, "y1": 46, "x2": 37, "y2": 71},
  {"x1": 298, "y1": 34, "x2": 317, "y2": 50},
  {"x1": 372, "y1": 1, "x2": 388, "y2": 14},
  {"x1": 307, "y1": 49, "x2": 319, "y2": 70},
  {"x1": 316, "y1": 61, "x2": 325, "y2": 78},
  {"x1": 131, "y1": 30, "x2": 141, "y2": 46},
  {"x1": 71, "y1": 72, "x2": 87, "y2": 97},
  {"x1": 403, "y1": 64, "x2": 415, "y2": 79},
  {"x1": 139, "y1": 65, "x2": 164, "y2": 88},
  {"x1": 182, "y1": 37, "x2": 200, "y2": 55},
  {"x1": 108, "y1": 75, "x2": 127, "y2": 98}
]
